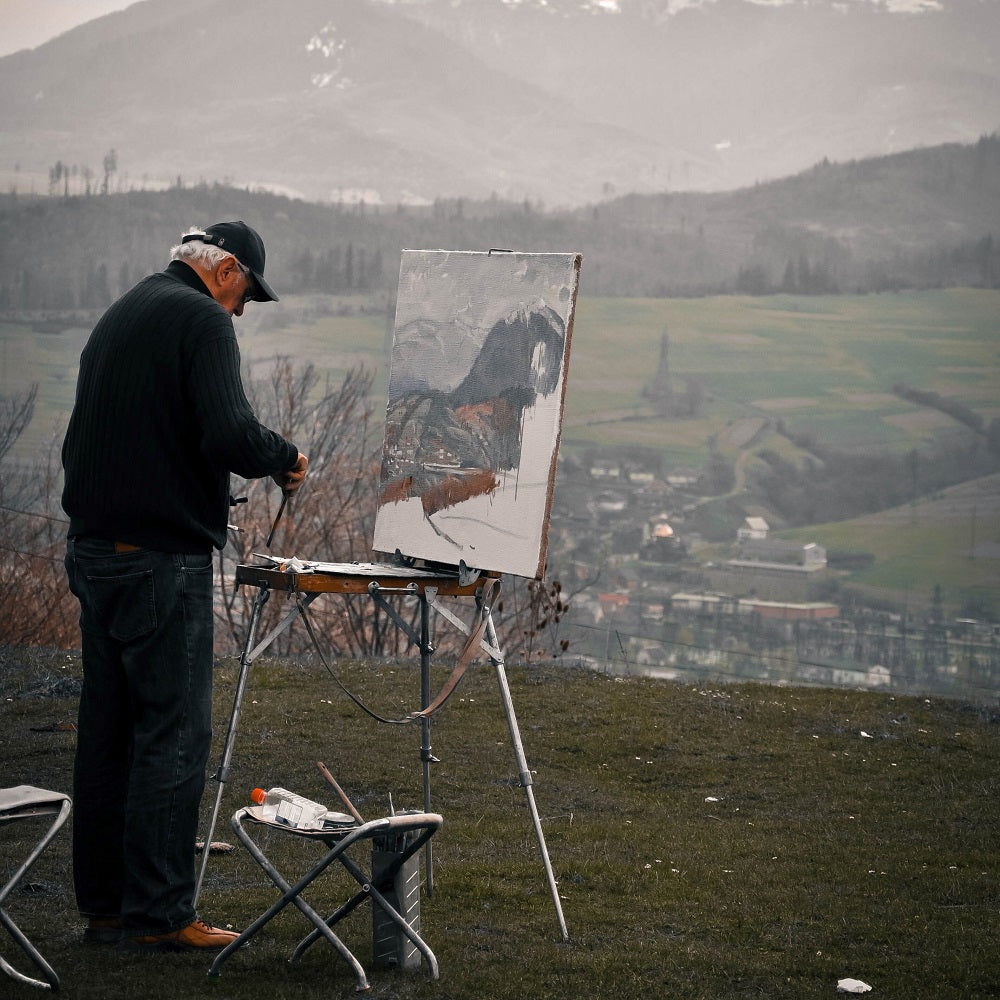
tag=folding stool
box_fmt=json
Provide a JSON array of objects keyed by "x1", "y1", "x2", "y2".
[
  {"x1": 0, "y1": 786, "x2": 72, "y2": 991},
  {"x1": 209, "y1": 807, "x2": 442, "y2": 992}
]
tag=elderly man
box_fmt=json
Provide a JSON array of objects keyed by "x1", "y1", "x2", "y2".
[{"x1": 62, "y1": 221, "x2": 307, "y2": 951}]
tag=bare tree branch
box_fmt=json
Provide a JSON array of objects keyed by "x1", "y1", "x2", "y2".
[{"x1": 0, "y1": 384, "x2": 38, "y2": 463}]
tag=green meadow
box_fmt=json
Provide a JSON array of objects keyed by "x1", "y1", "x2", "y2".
[
  {"x1": 565, "y1": 289, "x2": 999, "y2": 464},
  {"x1": 4, "y1": 288, "x2": 998, "y2": 465},
  {"x1": 780, "y1": 474, "x2": 1000, "y2": 612}
]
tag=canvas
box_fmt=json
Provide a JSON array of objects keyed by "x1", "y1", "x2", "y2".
[{"x1": 373, "y1": 250, "x2": 581, "y2": 579}]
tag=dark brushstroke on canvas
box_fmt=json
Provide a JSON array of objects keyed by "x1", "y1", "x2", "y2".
[{"x1": 378, "y1": 302, "x2": 566, "y2": 521}]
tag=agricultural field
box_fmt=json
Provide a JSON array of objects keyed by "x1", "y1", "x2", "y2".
[
  {"x1": 3, "y1": 288, "x2": 998, "y2": 618},
  {"x1": 564, "y1": 289, "x2": 1000, "y2": 466},
  {"x1": 3, "y1": 288, "x2": 997, "y2": 465},
  {"x1": 781, "y1": 473, "x2": 1000, "y2": 614},
  {"x1": 0, "y1": 295, "x2": 392, "y2": 459}
]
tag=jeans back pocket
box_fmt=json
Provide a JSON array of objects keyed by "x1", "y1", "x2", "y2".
[{"x1": 84, "y1": 567, "x2": 157, "y2": 642}]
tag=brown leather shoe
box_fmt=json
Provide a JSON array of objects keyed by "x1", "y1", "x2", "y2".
[
  {"x1": 84, "y1": 917, "x2": 122, "y2": 945},
  {"x1": 122, "y1": 917, "x2": 241, "y2": 952}
]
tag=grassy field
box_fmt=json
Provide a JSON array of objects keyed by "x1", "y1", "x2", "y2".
[
  {"x1": 565, "y1": 289, "x2": 1000, "y2": 464},
  {"x1": 3, "y1": 288, "x2": 998, "y2": 465},
  {"x1": 778, "y1": 473, "x2": 1000, "y2": 609},
  {"x1": 1, "y1": 646, "x2": 998, "y2": 999}
]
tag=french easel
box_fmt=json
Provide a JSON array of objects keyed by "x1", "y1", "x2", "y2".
[{"x1": 194, "y1": 558, "x2": 568, "y2": 942}]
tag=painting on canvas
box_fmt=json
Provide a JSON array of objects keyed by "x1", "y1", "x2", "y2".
[{"x1": 373, "y1": 250, "x2": 581, "y2": 579}]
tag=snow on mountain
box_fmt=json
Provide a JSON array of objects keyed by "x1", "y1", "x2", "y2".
[{"x1": 0, "y1": 0, "x2": 996, "y2": 205}]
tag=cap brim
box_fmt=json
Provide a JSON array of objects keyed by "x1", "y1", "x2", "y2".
[{"x1": 249, "y1": 270, "x2": 279, "y2": 303}]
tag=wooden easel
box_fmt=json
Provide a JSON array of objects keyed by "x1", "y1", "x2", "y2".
[{"x1": 194, "y1": 559, "x2": 568, "y2": 941}]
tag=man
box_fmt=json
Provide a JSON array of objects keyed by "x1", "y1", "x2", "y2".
[{"x1": 62, "y1": 221, "x2": 307, "y2": 951}]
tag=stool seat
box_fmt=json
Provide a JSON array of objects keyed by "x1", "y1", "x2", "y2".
[
  {"x1": 0, "y1": 786, "x2": 70, "y2": 815},
  {"x1": 209, "y1": 807, "x2": 442, "y2": 991},
  {"x1": 1, "y1": 786, "x2": 72, "y2": 991}
]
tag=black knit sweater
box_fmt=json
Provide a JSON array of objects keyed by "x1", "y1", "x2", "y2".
[{"x1": 62, "y1": 261, "x2": 298, "y2": 552}]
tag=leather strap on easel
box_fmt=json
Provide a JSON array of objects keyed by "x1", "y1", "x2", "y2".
[
  {"x1": 403, "y1": 576, "x2": 501, "y2": 723},
  {"x1": 295, "y1": 576, "x2": 501, "y2": 727}
]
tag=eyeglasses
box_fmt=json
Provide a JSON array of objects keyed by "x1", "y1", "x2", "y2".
[{"x1": 236, "y1": 261, "x2": 257, "y2": 304}]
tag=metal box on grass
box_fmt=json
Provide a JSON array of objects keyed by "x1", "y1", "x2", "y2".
[{"x1": 371, "y1": 823, "x2": 421, "y2": 970}]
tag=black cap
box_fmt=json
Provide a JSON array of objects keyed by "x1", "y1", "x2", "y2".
[{"x1": 182, "y1": 221, "x2": 278, "y2": 302}]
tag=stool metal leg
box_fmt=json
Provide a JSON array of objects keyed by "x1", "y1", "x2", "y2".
[
  {"x1": 213, "y1": 811, "x2": 441, "y2": 989},
  {"x1": 290, "y1": 824, "x2": 439, "y2": 978},
  {"x1": 0, "y1": 797, "x2": 71, "y2": 991},
  {"x1": 0, "y1": 914, "x2": 61, "y2": 991},
  {"x1": 208, "y1": 811, "x2": 368, "y2": 991}
]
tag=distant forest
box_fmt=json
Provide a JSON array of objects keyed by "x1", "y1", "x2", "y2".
[{"x1": 1, "y1": 134, "x2": 998, "y2": 311}]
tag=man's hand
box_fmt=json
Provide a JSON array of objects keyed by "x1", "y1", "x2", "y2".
[{"x1": 274, "y1": 452, "x2": 308, "y2": 494}]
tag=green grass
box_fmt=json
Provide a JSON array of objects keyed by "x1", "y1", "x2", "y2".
[
  {"x1": 2, "y1": 646, "x2": 998, "y2": 999},
  {"x1": 4, "y1": 288, "x2": 998, "y2": 464},
  {"x1": 780, "y1": 474, "x2": 1000, "y2": 609}
]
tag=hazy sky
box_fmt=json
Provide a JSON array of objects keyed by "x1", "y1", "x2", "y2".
[
  {"x1": 1, "y1": 0, "x2": 136, "y2": 58},
  {"x1": 0, "y1": 0, "x2": 943, "y2": 59}
]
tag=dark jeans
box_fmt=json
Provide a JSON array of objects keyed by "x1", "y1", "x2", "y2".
[{"x1": 65, "y1": 537, "x2": 214, "y2": 934}]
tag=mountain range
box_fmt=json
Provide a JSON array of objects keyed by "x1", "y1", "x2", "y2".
[{"x1": 1, "y1": 0, "x2": 998, "y2": 207}]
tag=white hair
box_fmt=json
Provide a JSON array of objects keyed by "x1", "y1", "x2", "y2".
[{"x1": 169, "y1": 229, "x2": 232, "y2": 267}]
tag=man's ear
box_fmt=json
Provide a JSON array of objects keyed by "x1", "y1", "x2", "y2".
[{"x1": 216, "y1": 255, "x2": 239, "y2": 282}]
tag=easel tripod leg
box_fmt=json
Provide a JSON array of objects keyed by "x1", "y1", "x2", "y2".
[
  {"x1": 194, "y1": 585, "x2": 270, "y2": 907},
  {"x1": 486, "y1": 615, "x2": 569, "y2": 942},
  {"x1": 419, "y1": 592, "x2": 435, "y2": 895}
]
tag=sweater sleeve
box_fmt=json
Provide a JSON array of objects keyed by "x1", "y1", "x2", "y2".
[{"x1": 189, "y1": 333, "x2": 298, "y2": 479}]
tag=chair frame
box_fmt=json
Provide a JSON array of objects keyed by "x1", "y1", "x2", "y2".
[
  {"x1": 208, "y1": 807, "x2": 442, "y2": 992},
  {"x1": 0, "y1": 786, "x2": 72, "y2": 992}
]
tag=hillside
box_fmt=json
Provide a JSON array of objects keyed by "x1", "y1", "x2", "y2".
[
  {"x1": 778, "y1": 473, "x2": 1000, "y2": 611},
  {"x1": 1, "y1": 0, "x2": 998, "y2": 206},
  {"x1": 1, "y1": 135, "x2": 999, "y2": 310},
  {"x1": 2, "y1": 647, "x2": 998, "y2": 999}
]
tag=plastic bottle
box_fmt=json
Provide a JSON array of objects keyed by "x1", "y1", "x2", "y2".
[{"x1": 250, "y1": 787, "x2": 329, "y2": 829}]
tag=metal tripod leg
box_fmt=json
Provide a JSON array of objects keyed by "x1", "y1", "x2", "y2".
[
  {"x1": 419, "y1": 592, "x2": 437, "y2": 895},
  {"x1": 486, "y1": 613, "x2": 569, "y2": 942},
  {"x1": 194, "y1": 584, "x2": 270, "y2": 907}
]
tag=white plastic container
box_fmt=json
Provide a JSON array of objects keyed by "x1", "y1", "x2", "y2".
[
  {"x1": 249, "y1": 787, "x2": 357, "y2": 830},
  {"x1": 250, "y1": 787, "x2": 329, "y2": 829}
]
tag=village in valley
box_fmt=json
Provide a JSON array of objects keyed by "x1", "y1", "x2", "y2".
[{"x1": 545, "y1": 450, "x2": 999, "y2": 702}]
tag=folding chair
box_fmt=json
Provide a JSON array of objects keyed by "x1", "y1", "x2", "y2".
[
  {"x1": 209, "y1": 806, "x2": 442, "y2": 992},
  {"x1": 0, "y1": 786, "x2": 72, "y2": 992}
]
